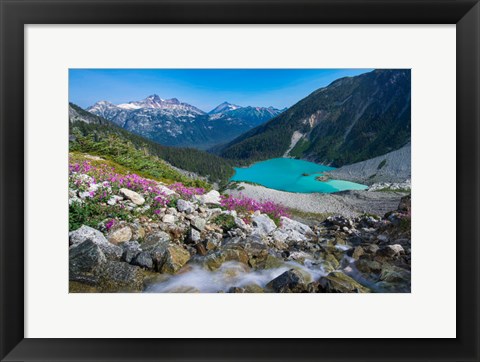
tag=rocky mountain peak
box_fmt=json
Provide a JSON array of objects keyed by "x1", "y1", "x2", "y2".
[{"x1": 209, "y1": 101, "x2": 242, "y2": 114}]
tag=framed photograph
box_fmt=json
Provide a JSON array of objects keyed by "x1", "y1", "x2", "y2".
[{"x1": 1, "y1": 0, "x2": 479, "y2": 361}]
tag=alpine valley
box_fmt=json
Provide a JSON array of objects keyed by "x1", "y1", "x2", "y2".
[{"x1": 68, "y1": 69, "x2": 411, "y2": 294}]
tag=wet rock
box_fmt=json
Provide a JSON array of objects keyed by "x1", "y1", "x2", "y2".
[
  {"x1": 223, "y1": 247, "x2": 249, "y2": 265},
  {"x1": 119, "y1": 188, "x2": 145, "y2": 205},
  {"x1": 319, "y1": 271, "x2": 370, "y2": 293},
  {"x1": 352, "y1": 246, "x2": 365, "y2": 260},
  {"x1": 201, "y1": 245, "x2": 250, "y2": 271},
  {"x1": 160, "y1": 245, "x2": 191, "y2": 274},
  {"x1": 169, "y1": 286, "x2": 200, "y2": 293},
  {"x1": 379, "y1": 264, "x2": 411, "y2": 283},
  {"x1": 377, "y1": 244, "x2": 404, "y2": 258},
  {"x1": 141, "y1": 232, "x2": 171, "y2": 268},
  {"x1": 243, "y1": 284, "x2": 264, "y2": 293},
  {"x1": 205, "y1": 236, "x2": 221, "y2": 251},
  {"x1": 263, "y1": 254, "x2": 284, "y2": 269},
  {"x1": 322, "y1": 253, "x2": 340, "y2": 273},
  {"x1": 203, "y1": 251, "x2": 226, "y2": 270},
  {"x1": 363, "y1": 244, "x2": 380, "y2": 254},
  {"x1": 195, "y1": 242, "x2": 207, "y2": 256},
  {"x1": 355, "y1": 258, "x2": 382, "y2": 274},
  {"x1": 391, "y1": 238, "x2": 411, "y2": 250},
  {"x1": 177, "y1": 199, "x2": 195, "y2": 214},
  {"x1": 252, "y1": 214, "x2": 276, "y2": 235},
  {"x1": 266, "y1": 269, "x2": 307, "y2": 293},
  {"x1": 108, "y1": 226, "x2": 132, "y2": 245},
  {"x1": 288, "y1": 251, "x2": 314, "y2": 264},
  {"x1": 377, "y1": 234, "x2": 389, "y2": 243},
  {"x1": 347, "y1": 227, "x2": 363, "y2": 240}
]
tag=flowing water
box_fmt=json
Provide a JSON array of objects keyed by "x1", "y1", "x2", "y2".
[
  {"x1": 230, "y1": 158, "x2": 367, "y2": 193},
  {"x1": 144, "y1": 260, "x2": 329, "y2": 293}
]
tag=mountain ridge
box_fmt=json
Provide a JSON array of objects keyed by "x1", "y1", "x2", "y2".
[
  {"x1": 86, "y1": 95, "x2": 283, "y2": 149},
  {"x1": 69, "y1": 103, "x2": 235, "y2": 185},
  {"x1": 217, "y1": 69, "x2": 411, "y2": 167}
]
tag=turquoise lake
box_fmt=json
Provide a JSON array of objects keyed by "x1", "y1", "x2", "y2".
[{"x1": 231, "y1": 158, "x2": 368, "y2": 193}]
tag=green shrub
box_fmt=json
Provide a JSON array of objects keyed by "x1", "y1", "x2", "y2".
[{"x1": 213, "y1": 213, "x2": 236, "y2": 232}]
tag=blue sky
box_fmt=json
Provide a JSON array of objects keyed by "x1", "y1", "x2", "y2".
[{"x1": 69, "y1": 69, "x2": 373, "y2": 112}]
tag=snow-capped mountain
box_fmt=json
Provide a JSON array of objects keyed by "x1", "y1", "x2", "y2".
[
  {"x1": 209, "y1": 104, "x2": 284, "y2": 128},
  {"x1": 86, "y1": 95, "x2": 283, "y2": 149},
  {"x1": 209, "y1": 102, "x2": 242, "y2": 114},
  {"x1": 117, "y1": 94, "x2": 206, "y2": 116}
]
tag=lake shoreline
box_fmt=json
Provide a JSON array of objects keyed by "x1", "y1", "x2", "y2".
[
  {"x1": 225, "y1": 182, "x2": 405, "y2": 218},
  {"x1": 231, "y1": 157, "x2": 367, "y2": 194}
]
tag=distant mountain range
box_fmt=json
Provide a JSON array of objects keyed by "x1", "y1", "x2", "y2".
[
  {"x1": 69, "y1": 103, "x2": 235, "y2": 184},
  {"x1": 216, "y1": 69, "x2": 411, "y2": 167},
  {"x1": 86, "y1": 95, "x2": 283, "y2": 149}
]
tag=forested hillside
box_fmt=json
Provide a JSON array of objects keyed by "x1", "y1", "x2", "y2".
[
  {"x1": 69, "y1": 104, "x2": 235, "y2": 185},
  {"x1": 217, "y1": 69, "x2": 411, "y2": 167}
]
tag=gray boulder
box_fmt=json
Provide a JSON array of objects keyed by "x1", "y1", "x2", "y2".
[
  {"x1": 191, "y1": 217, "x2": 206, "y2": 231},
  {"x1": 132, "y1": 251, "x2": 154, "y2": 269},
  {"x1": 119, "y1": 188, "x2": 145, "y2": 205},
  {"x1": 121, "y1": 240, "x2": 142, "y2": 263},
  {"x1": 69, "y1": 225, "x2": 106, "y2": 247},
  {"x1": 162, "y1": 214, "x2": 176, "y2": 224},
  {"x1": 266, "y1": 269, "x2": 307, "y2": 293},
  {"x1": 177, "y1": 199, "x2": 195, "y2": 214},
  {"x1": 141, "y1": 232, "x2": 189, "y2": 273},
  {"x1": 69, "y1": 225, "x2": 122, "y2": 260},
  {"x1": 96, "y1": 261, "x2": 147, "y2": 292},
  {"x1": 280, "y1": 217, "x2": 313, "y2": 235},
  {"x1": 188, "y1": 228, "x2": 201, "y2": 243},
  {"x1": 69, "y1": 239, "x2": 106, "y2": 277},
  {"x1": 144, "y1": 231, "x2": 171, "y2": 245},
  {"x1": 197, "y1": 190, "x2": 221, "y2": 205},
  {"x1": 252, "y1": 214, "x2": 276, "y2": 235}
]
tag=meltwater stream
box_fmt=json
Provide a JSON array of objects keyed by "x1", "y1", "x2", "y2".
[{"x1": 144, "y1": 260, "x2": 328, "y2": 293}]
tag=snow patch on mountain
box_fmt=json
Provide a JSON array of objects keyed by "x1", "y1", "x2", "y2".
[{"x1": 209, "y1": 102, "x2": 242, "y2": 114}]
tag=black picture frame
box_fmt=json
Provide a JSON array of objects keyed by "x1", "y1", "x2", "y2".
[{"x1": 1, "y1": 0, "x2": 479, "y2": 361}]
